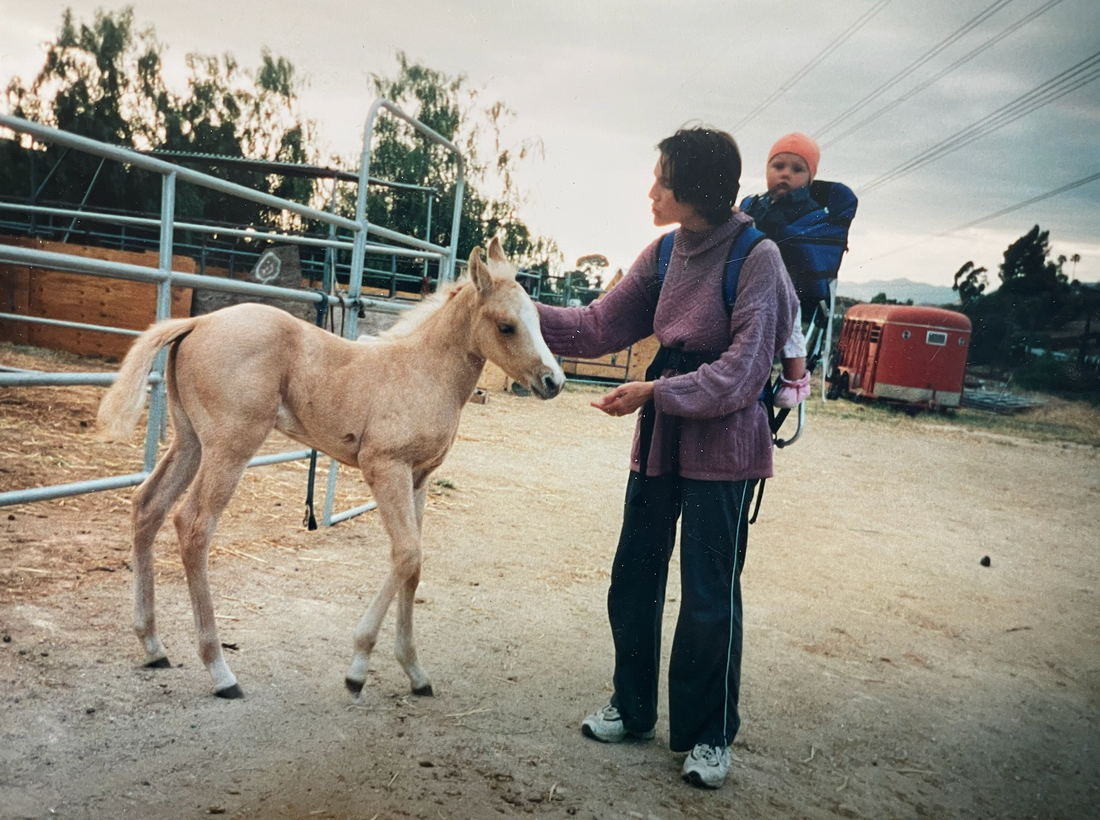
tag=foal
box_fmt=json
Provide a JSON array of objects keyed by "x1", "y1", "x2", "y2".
[{"x1": 98, "y1": 239, "x2": 565, "y2": 698}]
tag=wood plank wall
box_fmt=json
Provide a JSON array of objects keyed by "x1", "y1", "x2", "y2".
[{"x1": 0, "y1": 237, "x2": 194, "y2": 360}]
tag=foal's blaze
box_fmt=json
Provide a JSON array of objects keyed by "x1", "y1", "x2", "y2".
[
  {"x1": 97, "y1": 237, "x2": 564, "y2": 699},
  {"x1": 468, "y1": 240, "x2": 563, "y2": 400}
]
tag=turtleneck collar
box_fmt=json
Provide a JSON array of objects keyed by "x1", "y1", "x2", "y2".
[{"x1": 675, "y1": 211, "x2": 754, "y2": 258}]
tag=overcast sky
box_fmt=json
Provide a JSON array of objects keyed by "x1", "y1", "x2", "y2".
[{"x1": 2, "y1": 0, "x2": 1098, "y2": 287}]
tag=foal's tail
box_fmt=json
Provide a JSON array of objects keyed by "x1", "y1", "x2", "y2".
[{"x1": 97, "y1": 317, "x2": 200, "y2": 440}]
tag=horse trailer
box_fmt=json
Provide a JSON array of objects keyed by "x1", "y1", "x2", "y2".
[{"x1": 828, "y1": 304, "x2": 971, "y2": 410}]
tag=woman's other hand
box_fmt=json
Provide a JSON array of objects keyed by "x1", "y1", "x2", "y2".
[{"x1": 591, "y1": 381, "x2": 655, "y2": 416}]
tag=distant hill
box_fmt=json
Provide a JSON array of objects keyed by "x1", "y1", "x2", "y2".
[{"x1": 836, "y1": 279, "x2": 959, "y2": 307}]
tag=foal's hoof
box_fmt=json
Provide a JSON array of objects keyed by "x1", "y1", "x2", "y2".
[
  {"x1": 412, "y1": 684, "x2": 434, "y2": 697},
  {"x1": 144, "y1": 656, "x2": 172, "y2": 669},
  {"x1": 345, "y1": 677, "x2": 365, "y2": 696},
  {"x1": 214, "y1": 683, "x2": 244, "y2": 700}
]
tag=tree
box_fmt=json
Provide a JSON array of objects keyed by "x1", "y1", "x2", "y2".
[
  {"x1": 2, "y1": 8, "x2": 165, "y2": 215},
  {"x1": 1, "y1": 7, "x2": 318, "y2": 228},
  {"x1": 952, "y1": 261, "x2": 987, "y2": 309},
  {"x1": 354, "y1": 53, "x2": 558, "y2": 276},
  {"x1": 1071, "y1": 280, "x2": 1100, "y2": 365},
  {"x1": 869, "y1": 292, "x2": 912, "y2": 306},
  {"x1": 3, "y1": 11, "x2": 558, "y2": 293},
  {"x1": 2, "y1": 10, "x2": 559, "y2": 294},
  {"x1": 954, "y1": 225, "x2": 1091, "y2": 375},
  {"x1": 575, "y1": 254, "x2": 609, "y2": 287},
  {"x1": 996, "y1": 225, "x2": 1072, "y2": 333}
]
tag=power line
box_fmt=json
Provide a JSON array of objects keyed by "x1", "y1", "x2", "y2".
[
  {"x1": 944, "y1": 171, "x2": 1100, "y2": 233},
  {"x1": 813, "y1": 0, "x2": 1016, "y2": 140},
  {"x1": 863, "y1": 53, "x2": 1100, "y2": 190},
  {"x1": 859, "y1": 49, "x2": 1100, "y2": 193},
  {"x1": 821, "y1": 0, "x2": 1067, "y2": 148},
  {"x1": 866, "y1": 169, "x2": 1100, "y2": 264},
  {"x1": 731, "y1": 0, "x2": 893, "y2": 134}
]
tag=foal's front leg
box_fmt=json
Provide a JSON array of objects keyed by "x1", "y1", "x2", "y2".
[{"x1": 346, "y1": 463, "x2": 432, "y2": 697}]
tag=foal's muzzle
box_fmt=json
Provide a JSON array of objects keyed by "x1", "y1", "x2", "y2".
[{"x1": 529, "y1": 367, "x2": 565, "y2": 400}]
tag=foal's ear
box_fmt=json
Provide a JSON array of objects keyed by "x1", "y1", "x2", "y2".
[
  {"x1": 487, "y1": 237, "x2": 508, "y2": 265},
  {"x1": 467, "y1": 246, "x2": 493, "y2": 296}
]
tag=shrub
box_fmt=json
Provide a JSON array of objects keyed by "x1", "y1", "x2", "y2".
[{"x1": 1012, "y1": 357, "x2": 1100, "y2": 404}]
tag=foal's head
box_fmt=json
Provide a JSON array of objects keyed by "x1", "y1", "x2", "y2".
[{"x1": 467, "y1": 239, "x2": 565, "y2": 400}]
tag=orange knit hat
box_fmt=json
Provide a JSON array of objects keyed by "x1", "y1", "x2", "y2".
[{"x1": 768, "y1": 132, "x2": 820, "y2": 180}]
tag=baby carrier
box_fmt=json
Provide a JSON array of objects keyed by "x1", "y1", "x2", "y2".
[
  {"x1": 740, "y1": 180, "x2": 858, "y2": 446},
  {"x1": 740, "y1": 180, "x2": 857, "y2": 305}
]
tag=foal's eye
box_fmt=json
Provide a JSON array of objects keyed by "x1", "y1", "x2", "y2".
[{"x1": 497, "y1": 323, "x2": 515, "y2": 335}]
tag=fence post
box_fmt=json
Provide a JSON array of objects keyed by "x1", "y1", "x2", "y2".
[{"x1": 143, "y1": 171, "x2": 176, "y2": 472}]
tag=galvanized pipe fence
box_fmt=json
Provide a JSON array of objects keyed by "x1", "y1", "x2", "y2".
[{"x1": 0, "y1": 100, "x2": 467, "y2": 527}]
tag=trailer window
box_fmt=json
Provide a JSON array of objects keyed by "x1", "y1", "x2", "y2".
[
  {"x1": 926, "y1": 331, "x2": 948, "y2": 346},
  {"x1": 901, "y1": 330, "x2": 911, "y2": 340},
  {"x1": 958, "y1": 337, "x2": 967, "y2": 346}
]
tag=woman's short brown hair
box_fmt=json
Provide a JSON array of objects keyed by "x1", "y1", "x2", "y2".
[{"x1": 657, "y1": 127, "x2": 742, "y2": 226}]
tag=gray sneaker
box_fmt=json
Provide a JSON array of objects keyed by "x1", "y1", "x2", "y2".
[
  {"x1": 580, "y1": 703, "x2": 655, "y2": 743},
  {"x1": 681, "y1": 743, "x2": 731, "y2": 788}
]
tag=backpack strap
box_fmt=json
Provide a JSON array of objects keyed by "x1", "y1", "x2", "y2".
[
  {"x1": 656, "y1": 230, "x2": 676, "y2": 287},
  {"x1": 738, "y1": 194, "x2": 761, "y2": 215},
  {"x1": 656, "y1": 225, "x2": 766, "y2": 311},
  {"x1": 722, "y1": 225, "x2": 766, "y2": 308}
]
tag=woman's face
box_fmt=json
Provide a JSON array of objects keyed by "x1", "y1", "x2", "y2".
[{"x1": 649, "y1": 158, "x2": 706, "y2": 229}]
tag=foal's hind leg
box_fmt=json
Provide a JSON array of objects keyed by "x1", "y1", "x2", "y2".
[
  {"x1": 173, "y1": 444, "x2": 258, "y2": 698},
  {"x1": 394, "y1": 481, "x2": 431, "y2": 694},
  {"x1": 346, "y1": 463, "x2": 432, "y2": 697},
  {"x1": 131, "y1": 412, "x2": 201, "y2": 668}
]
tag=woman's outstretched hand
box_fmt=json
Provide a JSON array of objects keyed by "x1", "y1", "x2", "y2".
[{"x1": 591, "y1": 381, "x2": 655, "y2": 417}]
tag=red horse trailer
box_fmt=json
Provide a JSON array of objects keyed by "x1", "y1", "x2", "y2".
[{"x1": 828, "y1": 304, "x2": 971, "y2": 409}]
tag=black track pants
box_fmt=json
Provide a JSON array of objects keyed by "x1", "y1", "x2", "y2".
[{"x1": 608, "y1": 472, "x2": 754, "y2": 752}]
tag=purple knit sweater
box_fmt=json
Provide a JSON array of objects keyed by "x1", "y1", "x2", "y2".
[{"x1": 536, "y1": 212, "x2": 797, "y2": 481}]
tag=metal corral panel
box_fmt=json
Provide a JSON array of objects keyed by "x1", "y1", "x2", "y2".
[{"x1": 833, "y1": 304, "x2": 971, "y2": 408}]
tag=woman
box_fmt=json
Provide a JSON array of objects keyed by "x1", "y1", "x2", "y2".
[{"x1": 535, "y1": 127, "x2": 797, "y2": 789}]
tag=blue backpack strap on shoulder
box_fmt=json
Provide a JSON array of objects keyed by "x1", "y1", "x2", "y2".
[
  {"x1": 656, "y1": 230, "x2": 676, "y2": 286},
  {"x1": 722, "y1": 224, "x2": 767, "y2": 308},
  {"x1": 656, "y1": 225, "x2": 765, "y2": 311}
]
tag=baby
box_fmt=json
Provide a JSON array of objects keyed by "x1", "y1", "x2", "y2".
[{"x1": 742, "y1": 132, "x2": 821, "y2": 409}]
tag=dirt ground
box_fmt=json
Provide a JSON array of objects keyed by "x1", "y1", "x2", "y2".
[{"x1": 1, "y1": 343, "x2": 1098, "y2": 820}]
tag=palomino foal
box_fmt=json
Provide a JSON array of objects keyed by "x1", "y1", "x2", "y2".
[{"x1": 97, "y1": 239, "x2": 564, "y2": 698}]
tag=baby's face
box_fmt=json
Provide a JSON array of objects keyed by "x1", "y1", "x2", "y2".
[{"x1": 766, "y1": 152, "x2": 812, "y2": 200}]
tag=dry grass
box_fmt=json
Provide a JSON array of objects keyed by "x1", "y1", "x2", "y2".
[
  {"x1": 805, "y1": 380, "x2": 1100, "y2": 447},
  {"x1": 0, "y1": 340, "x2": 118, "y2": 372}
]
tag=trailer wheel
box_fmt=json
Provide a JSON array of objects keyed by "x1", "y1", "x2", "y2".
[{"x1": 826, "y1": 373, "x2": 848, "y2": 401}]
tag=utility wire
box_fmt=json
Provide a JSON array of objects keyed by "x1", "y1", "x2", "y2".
[
  {"x1": 821, "y1": 0, "x2": 1067, "y2": 148},
  {"x1": 814, "y1": 0, "x2": 1016, "y2": 139},
  {"x1": 865, "y1": 168, "x2": 1100, "y2": 264},
  {"x1": 731, "y1": 0, "x2": 893, "y2": 134},
  {"x1": 864, "y1": 54, "x2": 1100, "y2": 190},
  {"x1": 859, "y1": 49, "x2": 1100, "y2": 193},
  {"x1": 944, "y1": 171, "x2": 1100, "y2": 233}
]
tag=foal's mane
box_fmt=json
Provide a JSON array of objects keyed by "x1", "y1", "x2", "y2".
[{"x1": 382, "y1": 280, "x2": 469, "y2": 339}]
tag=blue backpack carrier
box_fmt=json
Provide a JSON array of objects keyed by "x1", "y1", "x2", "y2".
[{"x1": 739, "y1": 180, "x2": 858, "y2": 303}]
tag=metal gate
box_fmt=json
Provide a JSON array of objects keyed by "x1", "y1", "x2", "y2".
[{"x1": 0, "y1": 99, "x2": 465, "y2": 526}]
